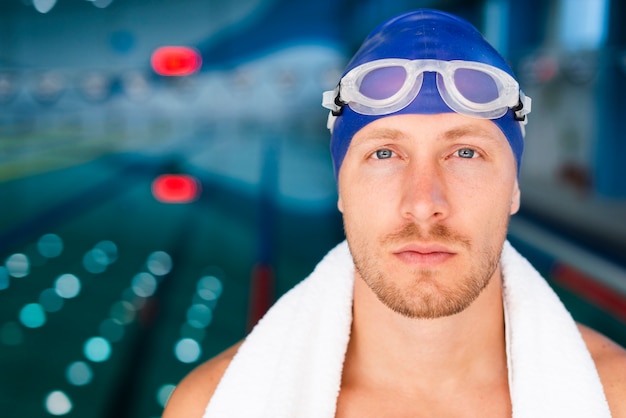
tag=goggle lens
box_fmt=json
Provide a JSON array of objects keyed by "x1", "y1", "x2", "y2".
[
  {"x1": 360, "y1": 65, "x2": 407, "y2": 100},
  {"x1": 451, "y1": 68, "x2": 500, "y2": 104}
]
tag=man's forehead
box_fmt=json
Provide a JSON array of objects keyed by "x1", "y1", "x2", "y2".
[{"x1": 351, "y1": 114, "x2": 508, "y2": 145}]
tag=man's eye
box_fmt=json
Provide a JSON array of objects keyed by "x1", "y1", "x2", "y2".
[
  {"x1": 455, "y1": 148, "x2": 476, "y2": 159},
  {"x1": 373, "y1": 149, "x2": 394, "y2": 159}
]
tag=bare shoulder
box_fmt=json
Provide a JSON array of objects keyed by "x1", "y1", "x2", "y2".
[
  {"x1": 577, "y1": 323, "x2": 626, "y2": 418},
  {"x1": 162, "y1": 341, "x2": 243, "y2": 418}
]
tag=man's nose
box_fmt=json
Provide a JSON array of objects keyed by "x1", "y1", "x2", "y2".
[{"x1": 399, "y1": 160, "x2": 450, "y2": 223}]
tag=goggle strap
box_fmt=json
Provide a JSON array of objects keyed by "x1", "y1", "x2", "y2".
[
  {"x1": 322, "y1": 88, "x2": 344, "y2": 116},
  {"x1": 322, "y1": 87, "x2": 346, "y2": 132},
  {"x1": 326, "y1": 112, "x2": 337, "y2": 132},
  {"x1": 513, "y1": 91, "x2": 532, "y2": 125},
  {"x1": 321, "y1": 89, "x2": 336, "y2": 109},
  {"x1": 333, "y1": 95, "x2": 345, "y2": 116}
]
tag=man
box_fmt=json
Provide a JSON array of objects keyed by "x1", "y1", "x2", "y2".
[{"x1": 164, "y1": 9, "x2": 626, "y2": 417}]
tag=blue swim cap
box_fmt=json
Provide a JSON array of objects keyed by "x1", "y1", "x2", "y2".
[{"x1": 327, "y1": 9, "x2": 528, "y2": 177}]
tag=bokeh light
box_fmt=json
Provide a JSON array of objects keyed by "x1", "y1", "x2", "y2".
[
  {"x1": 146, "y1": 251, "x2": 172, "y2": 276},
  {"x1": 174, "y1": 338, "x2": 201, "y2": 363},
  {"x1": 197, "y1": 276, "x2": 223, "y2": 299},
  {"x1": 151, "y1": 47, "x2": 202, "y2": 76},
  {"x1": 33, "y1": 0, "x2": 57, "y2": 14},
  {"x1": 44, "y1": 390, "x2": 72, "y2": 415},
  {"x1": 186, "y1": 304, "x2": 213, "y2": 329},
  {"x1": 54, "y1": 274, "x2": 81, "y2": 299},
  {"x1": 83, "y1": 249, "x2": 109, "y2": 274},
  {"x1": 131, "y1": 272, "x2": 157, "y2": 298},
  {"x1": 37, "y1": 234, "x2": 64, "y2": 258},
  {"x1": 6, "y1": 253, "x2": 30, "y2": 278},
  {"x1": 66, "y1": 361, "x2": 93, "y2": 386},
  {"x1": 156, "y1": 384, "x2": 176, "y2": 408},
  {"x1": 84, "y1": 337, "x2": 112, "y2": 362},
  {"x1": 151, "y1": 174, "x2": 201, "y2": 203},
  {"x1": 19, "y1": 303, "x2": 46, "y2": 328}
]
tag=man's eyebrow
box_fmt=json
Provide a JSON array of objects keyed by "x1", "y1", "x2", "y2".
[
  {"x1": 355, "y1": 128, "x2": 407, "y2": 143},
  {"x1": 441, "y1": 125, "x2": 499, "y2": 142}
]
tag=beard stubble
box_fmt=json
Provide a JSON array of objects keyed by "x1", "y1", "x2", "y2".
[{"x1": 347, "y1": 222, "x2": 503, "y2": 319}]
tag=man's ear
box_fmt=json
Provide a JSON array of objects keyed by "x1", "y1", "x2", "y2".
[
  {"x1": 337, "y1": 194, "x2": 344, "y2": 213},
  {"x1": 510, "y1": 180, "x2": 521, "y2": 215}
]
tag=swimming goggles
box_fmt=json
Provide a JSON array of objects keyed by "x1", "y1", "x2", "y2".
[{"x1": 323, "y1": 58, "x2": 531, "y2": 131}]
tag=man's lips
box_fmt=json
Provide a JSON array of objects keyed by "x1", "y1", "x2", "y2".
[{"x1": 392, "y1": 244, "x2": 456, "y2": 266}]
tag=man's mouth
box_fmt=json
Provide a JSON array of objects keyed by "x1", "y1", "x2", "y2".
[{"x1": 392, "y1": 243, "x2": 456, "y2": 266}]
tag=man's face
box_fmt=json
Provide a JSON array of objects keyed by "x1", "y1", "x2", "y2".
[{"x1": 337, "y1": 113, "x2": 520, "y2": 319}]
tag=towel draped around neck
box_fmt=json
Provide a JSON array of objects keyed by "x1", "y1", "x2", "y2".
[{"x1": 203, "y1": 240, "x2": 611, "y2": 418}]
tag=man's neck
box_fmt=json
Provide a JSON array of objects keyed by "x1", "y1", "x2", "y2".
[{"x1": 343, "y1": 266, "x2": 509, "y2": 395}]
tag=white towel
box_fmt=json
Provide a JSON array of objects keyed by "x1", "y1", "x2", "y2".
[
  {"x1": 501, "y1": 241, "x2": 611, "y2": 417},
  {"x1": 204, "y1": 240, "x2": 611, "y2": 418}
]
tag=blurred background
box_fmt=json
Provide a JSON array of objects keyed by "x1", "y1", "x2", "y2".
[{"x1": 0, "y1": 0, "x2": 625, "y2": 416}]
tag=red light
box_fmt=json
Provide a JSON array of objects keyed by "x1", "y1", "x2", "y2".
[
  {"x1": 152, "y1": 174, "x2": 201, "y2": 203},
  {"x1": 151, "y1": 47, "x2": 202, "y2": 76}
]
